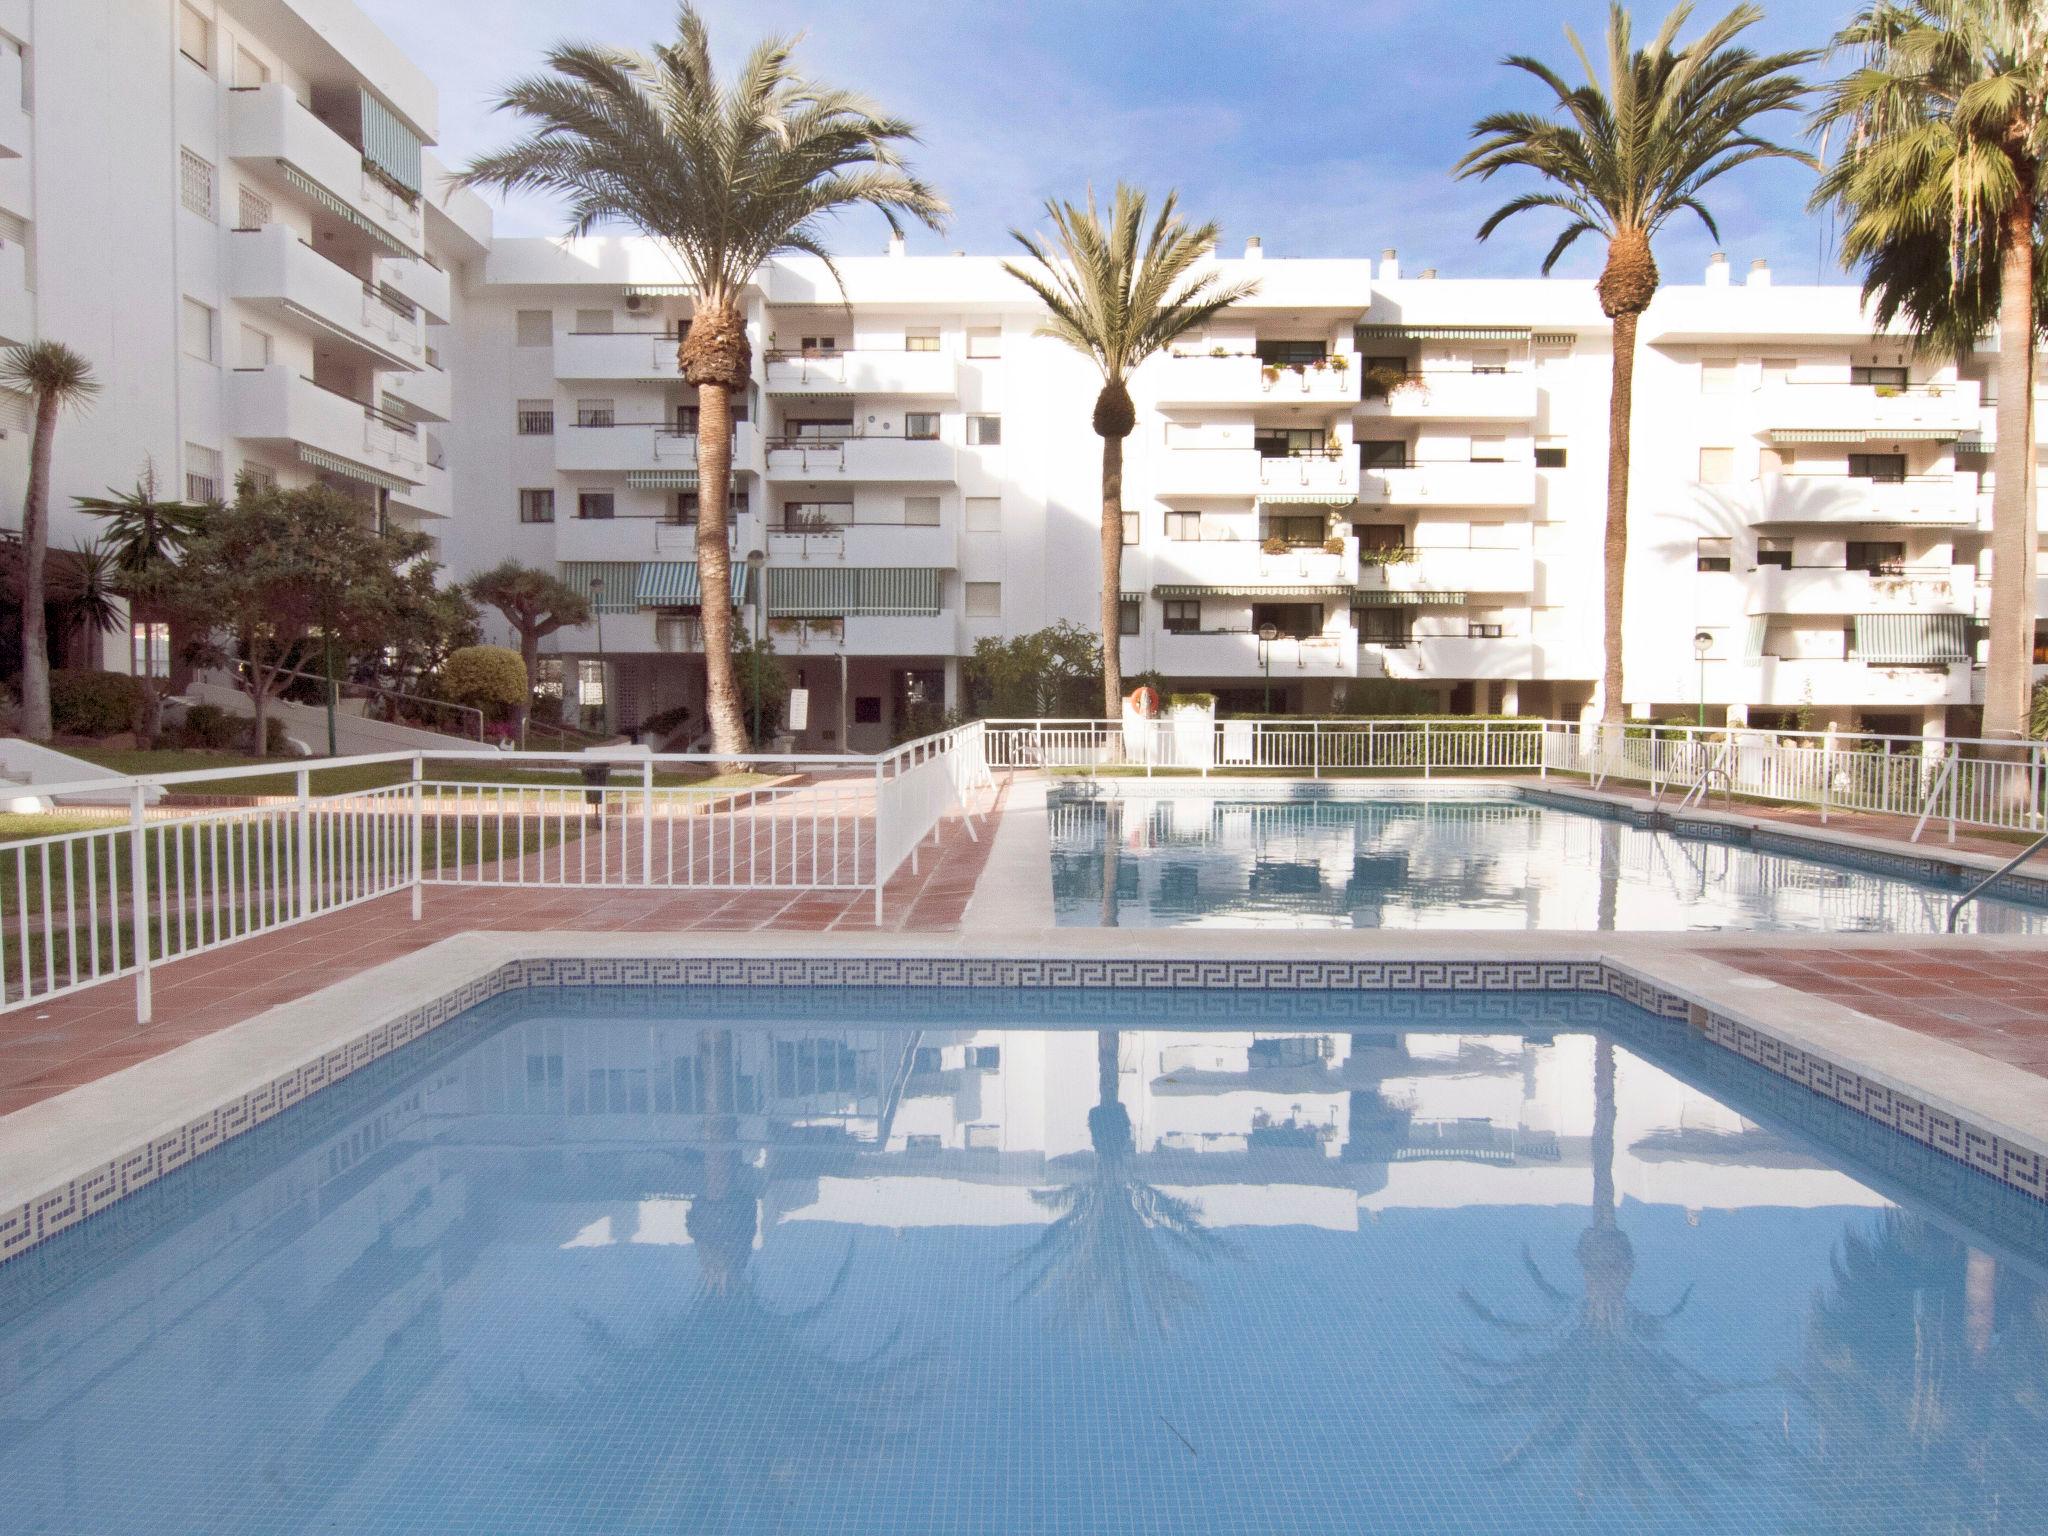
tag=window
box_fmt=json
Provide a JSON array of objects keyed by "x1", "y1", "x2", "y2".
[
  {"x1": 1256, "y1": 339, "x2": 1327, "y2": 367},
  {"x1": 1121, "y1": 510, "x2": 1139, "y2": 546},
  {"x1": 1757, "y1": 537, "x2": 1792, "y2": 569},
  {"x1": 799, "y1": 334, "x2": 838, "y2": 355},
  {"x1": 905, "y1": 327, "x2": 940, "y2": 353},
  {"x1": 135, "y1": 621, "x2": 171, "y2": 679},
  {"x1": 178, "y1": 149, "x2": 214, "y2": 220},
  {"x1": 577, "y1": 659, "x2": 605, "y2": 707},
  {"x1": 181, "y1": 297, "x2": 214, "y2": 362},
  {"x1": 966, "y1": 1045, "x2": 1001, "y2": 1070},
  {"x1": 236, "y1": 185, "x2": 271, "y2": 230},
  {"x1": 1355, "y1": 523, "x2": 1406, "y2": 552},
  {"x1": 234, "y1": 46, "x2": 269, "y2": 88},
  {"x1": 1700, "y1": 358, "x2": 1739, "y2": 394},
  {"x1": 238, "y1": 324, "x2": 271, "y2": 368},
  {"x1": 575, "y1": 398, "x2": 615, "y2": 427},
  {"x1": 574, "y1": 308, "x2": 612, "y2": 334},
  {"x1": 1851, "y1": 364, "x2": 1910, "y2": 389},
  {"x1": 238, "y1": 463, "x2": 276, "y2": 494},
  {"x1": 1254, "y1": 426, "x2": 1324, "y2": 459},
  {"x1": 788, "y1": 416, "x2": 852, "y2": 440},
  {"x1": 1357, "y1": 608, "x2": 1410, "y2": 645},
  {"x1": 1848, "y1": 452, "x2": 1907, "y2": 484},
  {"x1": 904, "y1": 411, "x2": 940, "y2": 441},
  {"x1": 1118, "y1": 597, "x2": 1141, "y2": 636},
  {"x1": 903, "y1": 495, "x2": 941, "y2": 526},
  {"x1": 184, "y1": 444, "x2": 220, "y2": 503},
  {"x1": 177, "y1": 4, "x2": 210, "y2": 68},
  {"x1": 1163, "y1": 600, "x2": 1200, "y2": 634},
  {"x1": 517, "y1": 399, "x2": 555, "y2": 435},
  {"x1": 1252, "y1": 603, "x2": 1322, "y2": 640},
  {"x1": 1847, "y1": 540, "x2": 1905, "y2": 575},
  {"x1": 515, "y1": 310, "x2": 552, "y2": 347},
  {"x1": 1358, "y1": 439, "x2": 1408, "y2": 469},
  {"x1": 577, "y1": 490, "x2": 615, "y2": 521},
  {"x1": 1534, "y1": 444, "x2": 1568, "y2": 468},
  {"x1": 1696, "y1": 536, "x2": 1733, "y2": 573},
  {"x1": 672, "y1": 403, "x2": 699, "y2": 435},
  {"x1": 1467, "y1": 620, "x2": 1506, "y2": 639},
  {"x1": 966, "y1": 414, "x2": 1002, "y2": 446},
  {"x1": 519, "y1": 488, "x2": 555, "y2": 524},
  {"x1": 1166, "y1": 510, "x2": 1202, "y2": 542},
  {"x1": 668, "y1": 493, "x2": 697, "y2": 525},
  {"x1": 964, "y1": 581, "x2": 1001, "y2": 618},
  {"x1": 1265, "y1": 515, "x2": 1323, "y2": 546},
  {"x1": 966, "y1": 497, "x2": 1001, "y2": 532},
  {"x1": 783, "y1": 500, "x2": 851, "y2": 530},
  {"x1": 966, "y1": 327, "x2": 1001, "y2": 359},
  {"x1": 1697, "y1": 446, "x2": 1735, "y2": 485}
]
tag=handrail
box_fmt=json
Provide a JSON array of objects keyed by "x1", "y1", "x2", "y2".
[
  {"x1": 224, "y1": 659, "x2": 486, "y2": 741},
  {"x1": 1947, "y1": 830, "x2": 2048, "y2": 931}
]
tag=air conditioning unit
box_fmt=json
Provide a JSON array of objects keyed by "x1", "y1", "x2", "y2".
[{"x1": 624, "y1": 294, "x2": 648, "y2": 313}]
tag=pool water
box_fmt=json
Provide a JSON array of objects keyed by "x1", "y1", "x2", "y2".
[
  {"x1": 4, "y1": 985, "x2": 2047, "y2": 1534},
  {"x1": 1049, "y1": 793, "x2": 2048, "y2": 932}
]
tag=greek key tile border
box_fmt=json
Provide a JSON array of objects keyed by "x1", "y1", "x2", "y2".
[{"x1": 4, "y1": 948, "x2": 2041, "y2": 1269}]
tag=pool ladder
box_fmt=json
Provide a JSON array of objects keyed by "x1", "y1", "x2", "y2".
[
  {"x1": 1946, "y1": 828, "x2": 2048, "y2": 932},
  {"x1": 1653, "y1": 743, "x2": 1734, "y2": 815}
]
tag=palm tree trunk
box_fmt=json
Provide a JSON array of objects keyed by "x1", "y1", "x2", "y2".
[
  {"x1": 1984, "y1": 191, "x2": 2039, "y2": 744},
  {"x1": 694, "y1": 382, "x2": 747, "y2": 757},
  {"x1": 18, "y1": 396, "x2": 57, "y2": 741},
  {"x1": 1099, "y1": 433, "x2": 1125, "y2": 719},
  {"x1": 1600, "y1": 312, "x2": 1640, "y2": 728},
  {"x1": 517, "y1": 625, "x2": 541, "y2": 740}
]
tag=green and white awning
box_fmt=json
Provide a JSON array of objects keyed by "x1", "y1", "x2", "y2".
[
  {"x1": 296, "y1": 444, "x2": 411, "y2": 492},
  {"x1": 1257, "y1": 493, "x2": 1356, "y2": 507},
  {"x1": 1154, "y1": 582, "x2": 1355, "y2": 599},
  {"x1": 280, "y1": 165, "x2": 411, "y2": 258},
  {"x1": 635, "y1": 561, "x2": 749, "y2": 606},
  {"x1": 1744, "y1": 615, "x2": 1769, "y2": 662},
  {"x1": 626, "y1": 469, "x2": 699, "y2": 490},
  {"x1": 1849, "y1": 613, "x2": 1971, "y2": 664},
  {"x1": 1352, "y1": 589, "x2": 1467, "y2": 607},
  {"x1": 359, "y1": 89, "x2": 423, "y2": 195},
  {"x1": 1356, "y1": 324, "x2": 1531, "y2": 342},
  {"x1": 559, "y1": 562, "x2": 642, "y2": 614},
  {"x1": 768, "y1": 566, "x2": 942, "y2": 617},
  {"x1": 1769, "y1": 427, "x2": 1960, "y2": 444},
  {"x1": 623, "y1": 282, "x2": 694, "y2": 298}
]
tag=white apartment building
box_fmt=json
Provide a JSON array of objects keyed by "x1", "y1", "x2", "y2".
[{"x1": 4, "y1": 3, "x2": 2042, "y2": 747}]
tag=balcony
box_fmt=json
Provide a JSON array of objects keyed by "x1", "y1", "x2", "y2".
[
  {"x1": 1752, "y1": 656, "x2": 1971, "y2": 707},
  {"x1": 1154, "y1": 447, "x2": 1358, "y2": 500},
  {"x1": 1755, "y1": 378, "x2": 1981, "y2": 441},
  {"x1": 556, "y1": 422, "x2": 701, "y2": 474},
  {"x1": 1359, "y1": 460, "x2": 1536, "y2": 508},
  {"x1": 226, "y1": 225, "x2": 423, "y2": 370},
  {"x1": 1147, "y1": 536, "x2": 1359, "y2": 589},
  {"x1": 1745, "y1": 564, "x2": 1974, "y2": 618},
  {"x1": 767, "y1": 519, "x2": 960, "y2": 569},
  {"x1": 1154, "y1": 629, "x2": 1357, "y2": 678},
  {"x1": 767, "y1": 613, "x2": 958, "y2": 656},
  {"x1": 555, "y1": 330, "x2": 683, "y2": 381},
  {"x1": 1370, "y1": 637, "x2": 1539, "y2": 681},
  {"x1": 0, "y1": 49, "x2": 24, "y2": 162},
  {"x1": 763, "y1": 349, "x2": 959, "y2": 397},
  {"x1": 1356, "y1": 370, "x2": 1538, "y2": 422},
  {"x1": 389, "y1": 458, "x2": 450, "y2": 521},
  {"x1": 1358, "y1": 546, "x2": 1535, "y2": 596},
  {"x1": 1750, "y1": 471, "x2": 1977, "y2": 527},
  {"x1": 226, "y1": 365, "x2": 423, "y2": 486},
  {"x1": 0, "y1": 237, "x2": 27, "y2": 347},
  {"x1": 382, "y1": 359, "x2": 449, "y2": 423},
  {"x1": 764, "y1": 435, "x2": 957, "y2": 483},
  {"x1": 226, "y1": 84, "x2": 422, "y2": 255},
  {"x1": 373, "y1": 256, "x2": 450, "y2": 324},
  {"x1": 1152, "y1": 353, "x2": 1360, "y2": 407}
]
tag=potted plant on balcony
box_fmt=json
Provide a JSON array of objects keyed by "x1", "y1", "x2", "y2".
[
  {"x1": 1324, "y1": 535, "x2": 1347, "y2": 556},
  {"x1": 1210, "y1": 345, "x2": 1229, "y2": 358},
  {"x1": 1262, "y1": 536, "x2": 1290, "y2": 555},
  {"x1": 1329, "y1": 354, "x2": 1350, "y2": 377},
  {"x1": 768, "y1": 615, "x2": 799, "y2": 637},
  {"x1": 1261, "y1": 363, "x2": 1282, "y2": 386}
]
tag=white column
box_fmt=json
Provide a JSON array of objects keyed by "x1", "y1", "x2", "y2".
[
  {"x1": 1921, "y1": 706, "x2": 1948, "y2": 762},
  {"x1": 1498, "y1": 680, "x2": 1520, "y2": 717},
  {"x1": 943, "y1": 656, "x2": 961, "y2": 712}
]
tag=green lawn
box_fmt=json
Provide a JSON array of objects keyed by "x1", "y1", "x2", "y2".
[{"x1": 60, "y1": 748, "x2": 776, "y2": 799}]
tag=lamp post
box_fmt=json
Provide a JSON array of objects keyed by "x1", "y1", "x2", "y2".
[
  {"x1": 1258, "y1": 622, "x2": 1279, "y2": 714},
  {"x1": 589, "y1": 576, "x2": 607, "y2": 735},
  {"x1": 1693, "y1": 629, "x2": 1713, "y2": 729},
  {"x1": 745, "y1": 548, "x2": 767, "y2": 748}
]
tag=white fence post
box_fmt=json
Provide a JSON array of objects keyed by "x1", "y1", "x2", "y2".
[
  {"x1": 1423, "y1": 720, "x2": 1432, "y2": 781},
  {"x1": 296, "y1": 767, "x2": 313, "y2": 917},
  {"x1": 410, "y1": 754, "x2": 425, "y2": 920},
  {"x1": 641, "y1": 753, "x2": 654, "y2": 886},
  {"x1": 129, "y1": 782, "x2": 152, "y2": 1026},
  {"x1": 1312, "y1": 720, "x2": 1321, "y2": 779},
  {"x1": 872, "y1": 759, "x2": 888, "y2": 924}
]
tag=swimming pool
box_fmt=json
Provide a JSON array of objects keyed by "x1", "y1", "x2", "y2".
[
  {"x1": 1049, "y1": 787, "x2": 2048, "y2": 932},
  {"x1": 5, "y1": 982, "x2": 2047, "y2": 1534}
]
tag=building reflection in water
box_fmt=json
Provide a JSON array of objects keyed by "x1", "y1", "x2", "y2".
[{"x1": 3, "y1": 989, "x2": 2048, "y2": 1531}]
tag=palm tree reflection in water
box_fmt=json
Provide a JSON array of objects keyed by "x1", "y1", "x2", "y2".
[{"x1": 1454, "y1": 1038, "x2": 1754, "y2": 1506}]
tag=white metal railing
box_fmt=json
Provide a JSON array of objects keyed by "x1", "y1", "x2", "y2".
[{"x1": 0, "y1": 726, "x2": 992, "y2": 1025}]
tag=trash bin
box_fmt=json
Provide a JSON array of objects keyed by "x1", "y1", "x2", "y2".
[{"x1": 578, "y1": 761, "x2": 613, "y2": 808}]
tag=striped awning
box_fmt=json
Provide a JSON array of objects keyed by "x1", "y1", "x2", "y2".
[
  {"x1": 359, "y1": 89, "x2": 423, "y2": 195},
  {"x1": 1744, "y1": 615, "x2": 1769, "y2": 662},
  {"x1": 626, "y1": 469, "x2": 699, "y2": 490},
  {"x1": 280, "y1": 165, "x2": 411, "y2": 258},
  {"x1": 1357, "y1": 325, "x2": 1531, "y2": 342},
  {"x1": 1257, "y1": 493, "x2": 1356, "y2": 507},
  {"x1": 1532, "y1": 332, "x2": 1576, "y2": 346},
  {"x1": 624, "y1": 283, "x2": 694, "y2": 298},
  {"x1": 1352, "y1": 589, "x2": 1467, "y2": 607},
  {"x1": 1154, "y1": 582, "x2": 1355, "y2": 599},
  {"x1": 634, "y1": 561, "x2": 750, "y2": 606},
  {"x1": 1769, "y1": 427, "x2": 1960, "y2": 444},
  {"x1": 559, "y1": 562, "x2": 641, "y2": 614},
  {"x1": 296, "y1": 444, "x2": 411, "y2": 492},
  {"x1": 1120, "y1": 591, "x2": 1145, "y2": 604},
  {"x1": 769, "y1": 566, "x2": 942, "y2": 617},
  {"x1": 1849, "y1": 612, "x2": 1971, "y2": 664}
]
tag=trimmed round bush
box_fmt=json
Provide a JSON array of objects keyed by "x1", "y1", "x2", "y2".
[
  {"x1": 179, "y1": 703, "x2": 241, "y2": 750},
  {"x1": 50, "y1": 669, "x2": 144, "y2": 738},
  {"x1": 440, "y1": 645, "x2": 531, "y2": 721}
]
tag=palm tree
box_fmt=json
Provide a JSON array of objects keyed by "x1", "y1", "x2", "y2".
[
  {"x1": 76, "y1": 467, "x2": 206, "y2": 747},
  {"x1": 1457, "y1": 4, "x2": 1813, "y2": 727},
  {"x1": 454, "y1": 3, "x2": 946, "y2": 757},
  {"x1": 464, "y1": 559, "x2": 594, "y2": 738},
  {"x1": 1, "y1": 341, "x2": 99, "y2": 740},
  {"x1": 1004, "y1": 188, "x2": 1257, "y2": 716},
  {"x1": 1811, "y1": 1, "x2": 2048, "y2": 745}
]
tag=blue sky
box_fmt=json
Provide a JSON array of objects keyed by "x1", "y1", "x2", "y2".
[{"x1": 360, "y1": 0, "x2": 1862, "y2": 285}]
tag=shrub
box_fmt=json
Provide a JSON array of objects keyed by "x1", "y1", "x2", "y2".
[
  {"x1": 440, "y1": 645, "x2": 530, "y2": 721},
  {"x1": 258, "y1": 716, "x2": 290, "y2": 755},
  {"x1": 894, "y1": 701, "x2": 963, "y2": 745},
  {"x1": 179, "y1": 703, "x2": 241, "y2": 750},
  {"x1": 50, "y1": 669, "x2": 143, "y2": 737},
  {"x1": 638, "y1": 702, "x2": 693, "y2": 744},
  {"x1": 1168, "y1": 692, "x2": 1216, "y2": 710}
]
